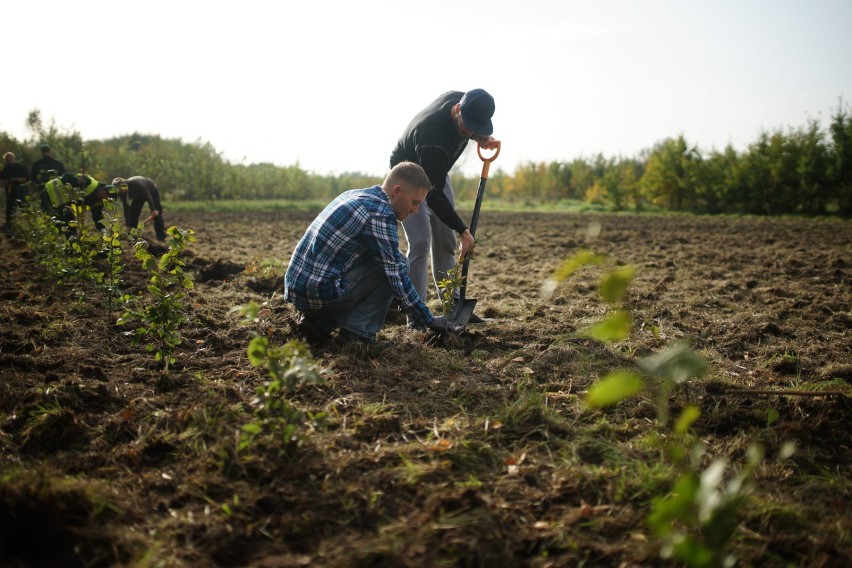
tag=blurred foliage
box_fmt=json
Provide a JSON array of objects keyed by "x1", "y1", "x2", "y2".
[{"x1": 3, "y1": 99, "x2": 851, "y2": 216}]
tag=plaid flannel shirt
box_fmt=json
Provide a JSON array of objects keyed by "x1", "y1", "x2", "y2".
[{"x1": 284, "y1": 185, "x2": 433, "y2": 326}]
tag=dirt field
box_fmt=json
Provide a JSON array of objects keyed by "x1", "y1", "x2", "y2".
[{"x1": 1, "y1": 209, "x2": 850, "y2": 567}]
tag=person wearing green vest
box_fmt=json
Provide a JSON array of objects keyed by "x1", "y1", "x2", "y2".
[
  {"x1": 45, "y1": 173, "x2": 115, "y2": 234},
  {"x1": 43, "y1": 174, "x2": 79, "y2": 236}
]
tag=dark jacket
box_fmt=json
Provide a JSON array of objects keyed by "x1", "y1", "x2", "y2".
[
  {"x1": 31, "y1": 155, "x2": 65, "y2": 187},
  {"x1": 390, "y1": 91, "x2": 470, "y2": 233}
]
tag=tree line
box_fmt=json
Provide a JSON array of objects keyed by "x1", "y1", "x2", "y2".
[
  {"x1": 492, "y1": 101, "x2": 851, "y2": 216},
  {"x1": 3, "y1": 103, "x2": 850, "y2": 216}
]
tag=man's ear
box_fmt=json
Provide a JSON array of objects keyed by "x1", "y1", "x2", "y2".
[{"x1": 390, "y1": 184, "x2": 403, "y2": 198}]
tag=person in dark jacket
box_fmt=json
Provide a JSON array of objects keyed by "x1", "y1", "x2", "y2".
[
  {"x1": 1, "y1": 152, "x2": 30, "y2": 230},
  {"x1": 390, "y1": 89, "x2": 499, "y2": 322},
  {"x1": 111, "y1": 176, "x2": 167, "y2": 241},
  {"x1": 30, "y1": 144, "x2": 65, "y2": 212}
]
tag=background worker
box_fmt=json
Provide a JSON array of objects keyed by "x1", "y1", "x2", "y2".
[
  {"x1": 112, "y1": 176, "x2": 167, "y2": 241},
  {"x1": 390, "y1": 89, "x2": 500, "y2": 323},
  {"x1": 1, "y1": 152, "x2": 30, "y2": 231},
  {"x1": 30, "y1": 144, "x2": 65, "y2": 211},
  {"x1": 45, "y1": 173, "x2": 114, "y2": 233},
  {"x1": 284, "y1": 161, "x2": 464, "y2": 346}
]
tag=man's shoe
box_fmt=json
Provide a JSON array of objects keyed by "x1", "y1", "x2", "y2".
[
  {"x1": 467, "y1": 313, "x2": 487, "y2": 324},
  {"x1": 338, "y1": 329, "x2": 372, "y2": 344},
  {"x1": 296, "y1": 314, "x2": 331, "y2": 346}
]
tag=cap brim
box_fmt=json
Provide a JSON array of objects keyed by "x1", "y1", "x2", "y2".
[{"x1": 460, "y1": 110, "x2": 493, "y2": 136}]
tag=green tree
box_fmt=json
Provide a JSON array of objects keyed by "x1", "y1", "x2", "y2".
[
  {"x1": 639, "y1": 136, "x2": 700, "y2": 211},
  {"x1": 796, "y1": 118, "x2": 830, "y2": 215},
  {"x1": 568, "y1": 157, "x2": 596, "y2": 200},
  {"x1": 696, "y1": 145, "x2": 740, "y2": 214},
  {"x1": 828, "y1": 99, "x2": 852, "y2": 216}
]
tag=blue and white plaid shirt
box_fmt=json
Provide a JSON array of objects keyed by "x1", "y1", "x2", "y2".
[{"x1": 284, "y1": 185, "x2": 433, "y2": 326}]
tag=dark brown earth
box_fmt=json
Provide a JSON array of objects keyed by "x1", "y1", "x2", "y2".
[{"x1": 1, "y1": 209, "x2": 850, "y2": 567}]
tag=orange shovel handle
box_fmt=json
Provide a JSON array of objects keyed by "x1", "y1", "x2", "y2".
[{"x1": 477, "y1": 141, "x2": 501, "y2": 179}]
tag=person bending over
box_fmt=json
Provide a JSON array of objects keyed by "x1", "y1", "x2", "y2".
[
  {"x1": 44, "y1": 173, "x2": 113, "y2": 233},
  {"x1": 389, "y1": 89, "x2": 500, "y2": 323},
  {"x1": 112, "y1": 176, "x2": 167, "y2": 241}
]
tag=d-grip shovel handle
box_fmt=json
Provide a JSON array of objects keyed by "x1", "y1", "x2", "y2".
[
  {"x1": 477, "y1": 141, "x2": 501, "y2": 180},
  {"x1": 468, "y1": 141, "x2": 501, "y2": 238}
]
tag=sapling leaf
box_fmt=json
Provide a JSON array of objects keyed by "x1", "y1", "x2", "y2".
[
  {"x1": 247, "y1": 336, "x2": 269, "y2": 366},
  {"x1": 674, "y1": 405, "x2": 701, "y2": 434},
  {"x1": 585, "y1": 370, "x2": 644, "y2": 408},
  {"x1": 233, "y1": 301, "x2": 260, "y2": 324},
  {"x1": 581, "y1": 309, "x2": 632, "y2": 342},
  {"x1": 648, "y1": 472, "x2": 700, "y2": 533},
  {"x1": 241, "y1": 423, "x2": 262, "y2": 434},
  {"x1": 639, "y1": 342, "x2": 706, "y2": 384},
  {"x1": 779, "y1": 441, "x2": 796, "y2": 461},
  {"x1": 541, "y1": 249, "x2": 607, "y2": 298},
  {"x1": 599, "y1": 265, "x2": 636, "y2": 303}
]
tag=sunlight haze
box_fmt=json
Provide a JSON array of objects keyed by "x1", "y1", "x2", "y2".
[{"x1": 3, "y1": 0, "x2": 851, "y2": 177}]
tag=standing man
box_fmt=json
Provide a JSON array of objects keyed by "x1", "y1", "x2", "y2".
[
  {"x1": 284, "y1": 161, "x2": 463, "y2": 346},
  {"x1": 1, "y1": 152, "x2": 30, "y2": 230},
  {"x1": 112, "y1": 176, "x2": 167, "y2": 241},
  {"x1": 31, "y1": 144, "x2": 65, "y2": 212},
  {"x1": 390, "y1": 89, "x2": 499, "y2": 323}
]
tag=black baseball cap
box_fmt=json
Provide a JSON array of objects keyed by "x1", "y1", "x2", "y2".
[
  {"x1": 459, "y1": 88, "x2": 495, "y2": 136},
  {"x1": 40, "y1": 144, "x2": 51, "y2": 152}
]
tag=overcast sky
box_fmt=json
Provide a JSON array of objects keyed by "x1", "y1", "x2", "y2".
[{"x1": 3, "y1": 0, "x2": 851, "y2": 177}]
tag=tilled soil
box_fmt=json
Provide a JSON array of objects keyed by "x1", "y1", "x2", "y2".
[{"x1": 1, "y1": 210, "x2": 850, "y2": 567}]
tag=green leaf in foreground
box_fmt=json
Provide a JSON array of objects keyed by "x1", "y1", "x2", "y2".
[
  {"x1": 585, "y1": 371, "x2": 644, "y2": 408},
  {"x1": 674, "y1": 405, "x2": 701, "y2": 435},
  {"x1": 598, "y1": 265, "x2": 636, "y2": 303},
  {"x1": 580, "y1": 309, "x2": 632, "y2": 342},
  {"x1": 247, "y1": 336, "x2": 270, "y2": 366},
  {"x1": 639, "y1": 342, "x2": 707, "y2": 384},
  {"x1": 540, "y1": 249, "x2": 606, "y2": 298}
]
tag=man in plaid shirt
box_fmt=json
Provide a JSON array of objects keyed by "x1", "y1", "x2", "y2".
[{"x1": 285, "y1": 162, "x2": 463, "y2": 346}]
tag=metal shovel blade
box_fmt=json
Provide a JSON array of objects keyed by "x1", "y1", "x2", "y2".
[{"x1": 450, "y1": 297, "x2": 477, "y2": 326}]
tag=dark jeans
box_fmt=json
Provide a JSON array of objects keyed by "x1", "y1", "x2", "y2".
[
  {"x1": 126, "y1": 196, "x2": 166, "y2": 241},
  {"x1": 302, "y1": 257, "x2": 395, "y2": 341},
  {"x1": 5, "y1": 185, "x2": 28, "y2": 224}
]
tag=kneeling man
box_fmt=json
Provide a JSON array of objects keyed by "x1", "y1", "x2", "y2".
[{"x1": 284, "y1": 162, "x2": 462, "y2": 345}]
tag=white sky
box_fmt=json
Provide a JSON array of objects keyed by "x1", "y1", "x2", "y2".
[{"x1": 3, "y1": 0, "x2": 851, "y2": 177}]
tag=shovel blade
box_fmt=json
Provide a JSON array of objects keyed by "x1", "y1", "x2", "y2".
[{"x1": 450, "y1": 298, "x2": 477, "y2": 326}]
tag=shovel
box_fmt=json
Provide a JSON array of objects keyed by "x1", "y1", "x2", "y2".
[{"x1": 450, "y1": 141, "x2": 501, "y2": 325}]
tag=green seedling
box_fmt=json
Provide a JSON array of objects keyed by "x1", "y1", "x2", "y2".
[
  {"x1": 99, "y1": 204, "x2": 128, "y2": 321},
  {"x1": 234, "y1": 301, "x2": 325, "y2": 454},
  {"x1": 118, "y1": 226, "x2": 195, "y2": 373},
  {"x1": 436, "y1": 234, "x2": 491, "y2": 316}
]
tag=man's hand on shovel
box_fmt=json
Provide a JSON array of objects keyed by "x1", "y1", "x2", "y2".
[{"x1": 459, "y1": 229, "x2": 475, "y2": 261}]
